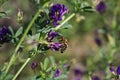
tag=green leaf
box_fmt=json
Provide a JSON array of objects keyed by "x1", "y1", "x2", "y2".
[
  {"x1": 49, "y1": 56, "x2": 55, "y2": 66},
  {"x1": 43, "y1": 58, "x2": 49, "y2": 70},
  {"x1": 8, "y1": 26, "x2": 14, "y2": 35},
  {"x1": 82, "y1": 6, "x2": 93, "y2": 9},
  {"x1": 35, "y1": 33, "x2": 40, "y2": 41},
  {"x1": 0, "y1": 12, "x2": 6, "y2": 18},
  {"x1": 54, "y1": 75, "x2": 67, "y2": 80},
  {"x1": 82, "y1": 6, "x2": 94, "y2": 12},
  {"x1": 46, "y1": 67, "x2": 52, "y2": 72},
  {"x1": 15, "y1": 27, "x2": 23, "y2": 37},
  {"x1": 49, "y1": 70, "x2": 55, "y2": 78},
  {"x1": 11, "y1": 39, "x2": 15, "y2": 43},
  {"x1": 46, "y1": 78, "x2": 54, "y2": 80},
  {"x1": 5, "y1": 74, "x2": 13, "y2": 80},
  {"x1": 40, "y1": 62, "x2": 44, "y2": 70},
  {"x1": 0, "y1": 10, "x2": 11, "y2": 18},
  {"x1": 15, "y1": 37, "x2": 19, "y2": 42},
  {"x1": 31, "y1": 75, "x2": 41, "y2": 80},
  {"x1": 43, "y1": 9, "x2": 49, "y2": 15},
  {"x1": 61, "y1": 23, "x2": 72, "y2": 29}
]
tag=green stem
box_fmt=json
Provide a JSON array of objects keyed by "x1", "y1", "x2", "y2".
[
  {"x1": 4, "y1": 9, "x2": 40, "y2": 78},
  {"x1": 55, "y1": 13, "x2": 75, "y2": 30},
  {"x1": 12, "y1": 58, "x2": 31, "y2": 80}
]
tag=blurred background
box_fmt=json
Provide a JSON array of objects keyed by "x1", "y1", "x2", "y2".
[{"x1": 0, "y1": 0, "x2": 120, "y2": 80}]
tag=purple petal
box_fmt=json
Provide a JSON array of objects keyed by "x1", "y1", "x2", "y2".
[
  {"x1": 31, "y1": 62, "x2": 38, "y2": 70},
  {"x1": 49, "y1": 4, "x2": 67, "y2": 27},
  {"x1": 54, "y1": 69, "x2": 61, "y2": 77},
  {"x1": 2, "y1": 26, "x2": 10, "y2": 34},
  {"x1": 48, "y1": 43, "x2": 62, "y2": 51},
  {"x1": 116, "y1": 66, "x2": 120, "y2": 75},
  {"x1": 76, "y1": 78, "x2": 81, "y2": 80},
  {"x1": 0, "y1": 26, "x2": 11, "y2": 45},
  {"x1": 109, "y1": 66, "x2": 115, "y2": 74},
  {"x1": 96, "y1": 1, "x2": 106, "y2": 14},
  {"x1": 94, "y1": 37, "x2": 102, "y2": 46},
  {"x1": 74, "y1": 69, "x2": 83, "y2": 75},
  {"x1": 92, "y1": 76, "x2": 100, "y2": 80},
  {"x1": 47, "y1": 30, "x2": 58, "y2": 42}
]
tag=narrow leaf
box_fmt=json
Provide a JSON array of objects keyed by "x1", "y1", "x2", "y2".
[
  {"x1": 40, "y1": 62, "x2": 44, "y2": 70},
  {"x1": 43, "y1": 58, "x2": 49, "y2": 70},
  {"x1": 8, "y1": 26, "x2": 14, "y2": 35},
  {"x1": 15, "y1": 27, "x2": 23, "y2": 37}
]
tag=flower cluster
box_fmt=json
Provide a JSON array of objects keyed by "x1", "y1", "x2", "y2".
[
  {"x1": 74, "y1": 69, "x2": 83, "y2": 76},
  {"x1": 92, "y1": 76, "x2": 100, "y2": 80},
  {"x1": 0, "y1": 26, "x2": 11, "y2": 45},
  {"x1": 31, "y1": 62, "x2": 38, "y2": 70},
  {"x1": 96, "y1": 1, "x2": 106, "y2": 14},
  {"x1": 94, "y1": 29, "x2": 102, "y2": 47},
  {"x1": 46, "y1": 30, "x2": 68, "y2": 53},
  {"x1": 74, "y1": 68, "x2": 84, "y2": 80},
  {"x1": 46, "y1": 30, "x2": 58, "y2": 42},
  {"x1": 42, "y1": 4, "x2": 69, "y2": 53},
  {"x1": 110, "y1": 66, "x2": 120, "y2": 75},
  {"x1": 46, "y1": 30, "x2": 62, "y2": 52},
  {"x1": 54, "y1": 69, "x2": 61, "y2": 77},
  {"x1": 49, "y1": 4, "x2": 67, "y2": 26},
  {"x1": 48, "y1": 43, "x2": 63, "y2": 51}
]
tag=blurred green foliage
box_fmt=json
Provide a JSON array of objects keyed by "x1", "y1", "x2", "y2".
[{"x1": 0, "y1": 0, "x2": 120, "y2": 80}]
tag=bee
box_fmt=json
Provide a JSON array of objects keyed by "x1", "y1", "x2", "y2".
[{"x1": 59, "y1": 36, "x2": 68, "y2": 53}]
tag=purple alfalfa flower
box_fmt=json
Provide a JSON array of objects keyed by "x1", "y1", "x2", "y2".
[
  {"x1": 94, "y1": 37, "x2": 102, "y2": 47},
  {"x1": 54, "y1": 69, "x2": 61, "y2": 77},
  {"x1": 0, "y1": 26, "x2": 10, "y2": 36},
  {"x1": 109, "y1": 66, "x2": 115, "y2": 74},
  {"x1": 74, "y1": 69, "x2": 83, "y2": 76},
  {"x1": 93, "y1": 29, "x2": 102, "y2": 47},
  {"x1": 64, "y1": 63, "x2": 70, "y2": 68},
  {"x1": 96, "y1": 1, "x2": 106, "y2": 14},
  {"x1": 0, "y1": 26, "x2": 7, "y2": 34},
  {"x1": 31, "y1": 62, "x2": 38, "y2": 70},
  {"x1": 46, "y1": 30, "x2": 58, "y2": 42},
  {"x1": 76, "y1": 78, "x2": 81, "y2": 80},
  {"x1": 109, "y1": 66, "x2": 120, "y2": 75},
  {"x1": 48, "y1": 42, "x2": 62, "y2": 51},
  {"x1": 0, "y1": 26, "x2": 11, "y2": 44},
  {"x1": 49, "y1": 4, "x2": 67, "y2": 26},
  {"x1": 116, "y1": 66, "x2": 120, "y2": 75},
  {"x1": 92, "y1": 76, "x2": 100, "y2": 80}
]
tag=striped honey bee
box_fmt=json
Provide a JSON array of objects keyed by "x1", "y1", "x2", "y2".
[{"x1": 59, "y1": 36, "x2": 68, "y2": 53}]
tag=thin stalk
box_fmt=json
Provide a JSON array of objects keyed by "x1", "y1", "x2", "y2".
[
  {"x1": 12, "y1": 58, "x2": 31, "y2": 80},
  {"x1": 55, "y1": 13, "x2": 75, "y2": 30},
  {"x1": 4, "y1": 9, "x2": 40, "y2": 78}
]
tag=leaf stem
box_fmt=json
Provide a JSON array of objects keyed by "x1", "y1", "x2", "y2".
[
  {"x1": 55, "y1": 13, "x2": 75, "y2": 30},
  {"x1": 4, "y1": 9, "x2": 40, "y2": 79},
  {"x1": 12, "y1": 58, "x2": 31, "y2": 80}
]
